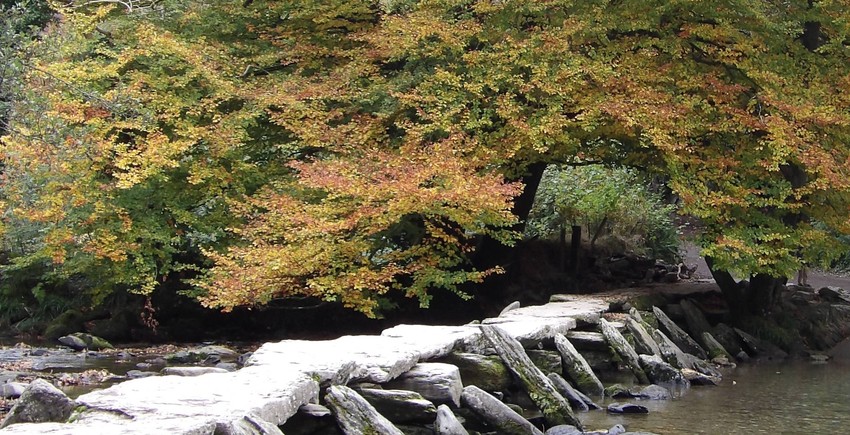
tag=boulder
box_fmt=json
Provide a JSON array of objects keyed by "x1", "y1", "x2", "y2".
[
  {"x1": 818, "y1": 286, "x2": 850, "y2": 304},
  {"x1": 712, "y1": 323, "x2": 746, "y2": 358},
  {"x1": 684, "y1": 355, "x2": 723, "y2": 379},
  {"x1": 599, "y1": 319, "x2": 649, "y2": 384},
  {"x1": 57, "y1": 335, "x2": 87, "y2": 351},
  {"x1": 161, "y1": 367, "x2": 229, "y2": 377},
  {"x1": 0, "y1": 379, "x2": 75, "y2": 428},
  {"x1": 76, "y1": 366, "x2": 320, "y2": 432},
  {"x1": 607, "y1": 402, "x2": 649, "y2": 414},
  {"x1": 437, "y1": 353, "x2": 511, "y2": 393},
  {"x1": 652, "y1": 329, "x2": 691, "y2": 369},
  {"x1": 58, "y1": 333, "x2": 113, "y2": 351},
  {"x1": 638, "y1": 354, "x2": 689, "y2": 390},
  {"x1": 527, "y1": 350, "x2": 562, "y2": 375},
  {"x1": 216, "y1": 362, "x2": 239, "y2": 371},
  {"x1": 628, "y1": 307, "x2": 644, "y2": 323},
  {"x1": 701, "y1": 332, "x2": 733, "y2": 360},
  {"x1": 480, "y1": 325, "x2": 581, "y2": 428},
  {"x1": 87, "y1": 309, "x2": 137, "y2": 342},
  {"x1": 434, "y1": 404, "x2": 468, "y2": 435},
  {"x1": 548, "y1": 373, "x2": 598, "y2": 411},
  {"x1": 681, "y1": 368, "x2": 720, "y2": 386},
  {"x1": 625, "y1": 317, "x2": 661, "y2": 357},
  {"x1": 563, "y1": 331, "x2": 608, "y2": 351},
  {"x1": 357, "y1": 388, "x2": 437, "y2": 424},
  {"x1": 545, "y1": 425, "x2": 583, "y2": 435},
  {"x1": 325, "y1": 385, "x2": 404, "y2": 435},
  {"x1": 733, "y1": 328, "x2": 788, "y2": 360},
  {"x1": 126, "y1": 370, "x2": 158, "y2": 379},
  {"x1": 652, "y1": 307, "x2": 707, "y2": 359},
  {"x1": 43, "y1": 310, "x2": 86, "y2": 340},
  {"x1": 460, "y1": 385, "x2": 543, "y2": 435},
  {"x1": 165, "y1": 345, "x2": 238, "y2": 364},
  {"x1": 635, "y1": 384, "x2": 671, "y2": 400},
  {"x1": 386, "y1": 363, "x2": 463, "y2": 407},
  {"x1": 604, "y1": 384, "x2": 637, "y2": 399},
  {"x1": 554, "y1": 334, "x2": 604, "y2": 397},
  {"x1": 828, "y1": 337, "x2": 850, "y2": 361},
  {"x1": 678, "y1": 299, "x2": 713, "y2": 347}
]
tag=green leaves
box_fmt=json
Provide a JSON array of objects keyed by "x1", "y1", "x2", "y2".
[{"x1": 3, "y1": 0, "x2": 850, "y2": 317}]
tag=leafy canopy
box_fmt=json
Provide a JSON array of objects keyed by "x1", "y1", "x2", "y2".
[{"x1": 1, "y1": 0, "x2": 850, "y2": 316}]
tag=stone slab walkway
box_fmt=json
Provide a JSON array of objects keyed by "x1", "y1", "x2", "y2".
[{"x1": 0, "y1": 298, "x2": 611, "y2": 434}]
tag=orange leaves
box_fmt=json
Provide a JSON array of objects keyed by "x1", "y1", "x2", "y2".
[{"x1": 201, "y1": 135, "x2": 521, "y2": 317}]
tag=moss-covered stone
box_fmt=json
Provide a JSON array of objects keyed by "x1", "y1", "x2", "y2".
[
  {"x1": 599, "y1": 319, "x2": 649, "y2": 384},
  {"x1": 43, "y1": 310, "x2": 85, "y2": 340},
  {"x1": 437, "y1": 353, "x2": 511, "y2": 393},
  {"x1": 480, "y1": 325, "x2": 581, "y2": 429}
]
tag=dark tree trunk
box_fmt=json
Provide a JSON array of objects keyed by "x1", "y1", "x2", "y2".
[
  {"x1": 705, "y1": 257, "x2": 786, "y2": 322},
  {"x1": 748, "y1": 273, "x2": 786, "y2": 315},
  {"x1": 472, "y1": 162, "x2": 547, "y2": 311},
  {"x1": 569, "y1": 225, "x2": 581, "y2": 278},
  {"x1": 473, "y1": 162, "x2": 547, "y2": 269},
  {"x1": 705, "y1": 256, "x2": 748, "y2": 320}
]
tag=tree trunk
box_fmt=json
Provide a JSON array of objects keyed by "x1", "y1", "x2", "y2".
[
  {"x1": 704, "y1": 256, "x2": 786, "y2": 320},
  {"x1": 472, "y1": 162, "x2": 547, "y2": 311},
  {"x1": 704, "y1": 256, "x2": 748, "y2": 319},
  {"x1": 747, "y1": 273, "x2": 786, "y2": 316}
]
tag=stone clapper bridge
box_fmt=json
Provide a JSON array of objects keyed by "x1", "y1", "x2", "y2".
[{"x1": 0, "y1": 291, "x2": 709, "y2": 434}]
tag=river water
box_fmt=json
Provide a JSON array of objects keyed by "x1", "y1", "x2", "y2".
[{"x1": 581, "y1": 360, "x2": 850, "y2": 434}]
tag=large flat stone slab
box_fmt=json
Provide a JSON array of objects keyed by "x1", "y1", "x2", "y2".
[
  {"x1": 380, "y1": 325, "x2": 486, "y2": 358},
  {"x1": 0, "y1": 419, "x2": 217, "y2": 434},
  {"x1": 248, "y1": 335, "x2": 424, "y2": 384},
  {"x1": 72, "y1": 367, "x2": 318, "y2": 433}
]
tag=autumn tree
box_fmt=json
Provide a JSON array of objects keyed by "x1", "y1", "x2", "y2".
[{"x1": 2, "y1": 0, "x2": 850, "y2": 321}]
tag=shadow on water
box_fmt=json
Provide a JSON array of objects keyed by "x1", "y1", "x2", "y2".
[{"x1": 581, "y1": 361, "x2": 850, "y2": 434}]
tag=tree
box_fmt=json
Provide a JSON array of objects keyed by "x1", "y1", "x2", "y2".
[{"x1": 2, "y1": 0, "x2": 850, "y2": 320}]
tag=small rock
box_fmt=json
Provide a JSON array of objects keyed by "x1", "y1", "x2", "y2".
[
  {"x1": 57, "y1": 335, "x2": 87, "y2": 351},
  {"x1": 161, "y1": 367, "x2": 229, "y2": 377},
  {"x1": 166, "y1": 351, "x2": 192, "y2": 364},
  {"x1": 605, "y1": 384, "x2": 637, "y2": 398},
  {"x1": 0, "y1": 382, "x2": 26, "y2": 399},
  {"x1": 126, "y1": 370, "x2": 158, "y2": 379},
  {"x1": 681, "y1": 368, "x2": 720, "y2": 385},
  {"x1": 607, "y1": 402, "x2": 649, "y2": 414},
  {"x1": 216, "y1": 362, "x2": 239, "y2": 371},
  {"x1": 545, "y1": 425, "x2": 583, "y2": 435},
  {"x1": 135, "y1": 362, "x2": 153, "y2": 370},
  {"x1": 30, "y1": 349, "x2": 48, "y2": 357},
  {"x1": 635, "y1": 384, "x2": 671, "y2": 400}
]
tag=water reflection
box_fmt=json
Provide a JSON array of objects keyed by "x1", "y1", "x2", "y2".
[{"x1": 580, "y1": 361, "x2": 850, "y2": 434}]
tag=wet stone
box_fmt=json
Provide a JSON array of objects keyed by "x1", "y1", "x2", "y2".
[{"x1": 607, "y1": 402, "x2": 649, "y2": 414}]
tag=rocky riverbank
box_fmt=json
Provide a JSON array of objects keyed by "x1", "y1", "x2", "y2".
[{"x1": 0, "y1": 280, "x2": 847, "y2": 434}]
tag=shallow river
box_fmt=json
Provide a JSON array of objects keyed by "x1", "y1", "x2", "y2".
[{"x1": 582, "y1": 361, "x2": 850, "y2": 434}]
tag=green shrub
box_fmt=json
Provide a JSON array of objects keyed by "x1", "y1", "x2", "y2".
[{"x1": 527, "y1": 165, "x2": 681, "y2": 262}]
